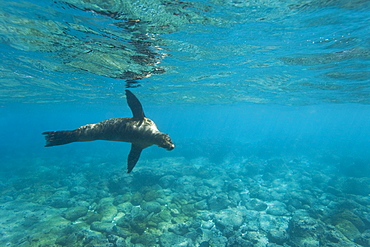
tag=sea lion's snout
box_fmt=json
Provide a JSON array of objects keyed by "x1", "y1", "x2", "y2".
[
  {"x1": 164, "y1": 138, "x2": 175, "y2": 151},
  {"x1": 158, "y1": 133, "x2": 175, "y2": 151},
  {"x1": 167, "y1": 143, "x2": 175, "y2": 151}
]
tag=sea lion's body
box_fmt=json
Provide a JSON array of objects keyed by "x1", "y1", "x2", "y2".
[
  {"x1": 45, "y1": 117, "x2": 167, "y2": 148},
  {"x1": 43, "y1": 90, "x2": 174, "y2": 173}
]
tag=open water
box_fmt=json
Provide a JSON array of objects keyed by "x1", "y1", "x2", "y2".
[{"x1": 1, "y1": 0, "x2": 370, "y2": 246}]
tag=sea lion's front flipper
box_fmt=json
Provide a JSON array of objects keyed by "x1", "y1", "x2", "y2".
[
  {"x1": 125, "y1": 90, "x2": 145, "y2": 119},
  {"x1": 127, "y1": 144, "x2": 143, "y2": 173}
]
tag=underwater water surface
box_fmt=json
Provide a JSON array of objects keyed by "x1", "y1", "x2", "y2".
[{"x1": 1, "y1": 0, "x2": 370, "y2": 246}]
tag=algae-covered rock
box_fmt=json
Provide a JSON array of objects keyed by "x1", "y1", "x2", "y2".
[
  {"x1": 113, "y1": 226, "x2": 131, "y2": 238},
  {"x1": 169, "y1": 205, "x2": 180, "y2": 217},
  {"x1": 249, "y1": 182, "x2": 274, "y2": 201},
  {"x1": 79, "y1": 231, "x2": 111, "y2": 246},
  {"x1": 116, "y1": 209, "x2": 149, "y2": 234},
  {"x1": 160, "y1": 232, "x2": 192, "y2": 247},
  {"x1": 299, "y1": 237, "x2": 320, "y2": 247},
  {"x1": 182, "y1": 203, "x2": 196, "y2": 217},
  {"x1": 245, "y1": 198, "x2": 268, "y2": 211},
  {"x1": 44, "y1": 190, "x2": 71, "y2": 208},
  {"x1": 131, "y1": 233, "x2": 157, "y2": 246},
  {"x1": 142, "y1": 201, "x2": 161, "y2": 214},
  {"x1": 158, "y1": 209, "x2": 172, "y2": 222},
  {"x1": 288, "y1": 215, "x2": 325, "y2": 246},
  {"x1": 75, "y1": 200, "x2": 90, "y2": 208},
  {"x1": 228, "y1": 179, "x2": 245, "y2": 192},
  {"x1": 169, "y1": 223, "x2": 190, "y2": 235},
  {"x1": 266, "y1": 201, "x2": 289, "y2": 216},
  {"x1": 62, "y1": 206, "x2": 88, "y2": 221},
  {"x1": 201, "y1": 220, "x2": 215, "y2": 229},
  {"x1": 159, "y1": 175, "x2": 176, "y2": 188},
  {"x1": 21, "y1": 213, "x2": 41, "y2": 227},
  {"x1": 83, "y1": 211, "x2": 102, "y2": 224},
  {"x1": 97, "y1": 197, "x2": 117, "y2": 222},
  {"x1": 114, "y1": 193, "x2": 132, "y2": 205},
  {"x1": 55, "y1": 234, "x2": 78, "y2": 246},
  {"x1": 117, "y1": 202, "x2": 133, "y2": 214},
  {"x1": 267, "y1": 228, "x2": 288, "y2": 244},
  {"x1": 355, "y1": 230, "x2": 370, "y2": 246},
  {"x1": 98, "y1": 197, "x2": 115, "y2": 206},
  {"x1": 333, "y1": 210, "x2": 365, "y2": 232},
  {"x1": 196, "y1": 185, "x2": 213, "y2": 198},
  {"x1": 289, "y1": 215, "x2": 324, "y2": 235},
  {"x1": 234, "y1": 230, "x2": 268, "y2": 246},
  {"x1": 198, "y1": 211, "x2": 214, "y2": 222},
  {"x1": 142, "y1": 185, "x2": 162, "y2": 202},
  {"x1": 70, "y1": 186, "x2": 86, "y2": 195},
  {"x1": 131, "y1": 192, "x2": 143, "y2": 205},
  {"x1": 195, "y1": 199, "x2": 208, "y2": 210},
  {"x1": 228, "y1": 190, "x2": 241, "y2": 207},
  {"x1": 55, "y1": 221, "x2": 90, "y2": 246},
  {"x1": 208, "y1": 194, "x2": 231, "y2": 210},
  {"x1": 226, "y1": 236, "x2": 253, "y2": 247},
  {"x1": 337, "y1": 177, "x2": 370, "y2": 196},
  {"x1": 90, "y1": 222, "x2": 115, "y2": 234},
  {"x1": 259, "y1": 214, "x2": 290, "y2": 234},
  {"x1": 335, "y1": 219, "x2": 361, "y2": 240},
  {"x1": 214, "y1": 207, "x2": 246, "y2": 229},
  {"x1": 130, "y1": 221, "x2": 147, "y2": 234},
  {"x1": 143, "y1": 190, "x2": 162, "y2": 202},
  {"x1": 116, "y1": 214, "x2": 131, "y2": 228},
  {"x1": 100, "y1": 205, "x2": 118, "y2": 223}
]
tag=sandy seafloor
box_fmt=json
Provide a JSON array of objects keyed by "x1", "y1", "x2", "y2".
[{"x1": 0, "y1": 104, "x2": 370, "y2": 247}]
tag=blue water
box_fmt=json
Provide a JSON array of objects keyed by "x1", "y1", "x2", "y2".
[{"x1": 1, "y1": 0, "x2": 370, "y2": 246}]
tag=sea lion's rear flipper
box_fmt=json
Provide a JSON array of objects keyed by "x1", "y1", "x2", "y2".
[
  {"x1": 127, "y1": 144, "x2": 143, "y2": 173},
  {"x1": 42, "y1": 131, "x2": 77, "y2": 147},
  {"x1": 125, "y1": 90, "x2": 145, "y2": 119}
]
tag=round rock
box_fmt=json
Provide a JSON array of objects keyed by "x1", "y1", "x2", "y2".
[
  {"x1": 214, "y1": 207, "x2": 246, "y2": 229},
  {"x1": 142, "y1": 201, "x2": 161, "y2": 214},
  {"x1": 62, "y1": 206, "x2": 88, "y2": 221}
]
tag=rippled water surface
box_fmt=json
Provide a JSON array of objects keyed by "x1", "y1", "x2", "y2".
[{"x1": 1, "y1": 0, "x2": 369, "y2": 104}]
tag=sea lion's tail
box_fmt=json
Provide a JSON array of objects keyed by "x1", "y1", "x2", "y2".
[{"x1": 42, "y1": 131, "x2": 78, "y2": 147}]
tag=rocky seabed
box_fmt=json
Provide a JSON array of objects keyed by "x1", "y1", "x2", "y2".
[{"x1": 0, "y1": 156, "x2": 369, "y2": 246}]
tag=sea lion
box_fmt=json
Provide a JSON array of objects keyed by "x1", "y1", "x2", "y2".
[{"x1": 42, "y1": 90, "x2": 175, "y2": 173}]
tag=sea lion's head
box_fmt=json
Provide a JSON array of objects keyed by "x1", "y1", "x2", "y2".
[{"x1": 156, "y1": 133, "x2": 175, "y2": 151}]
